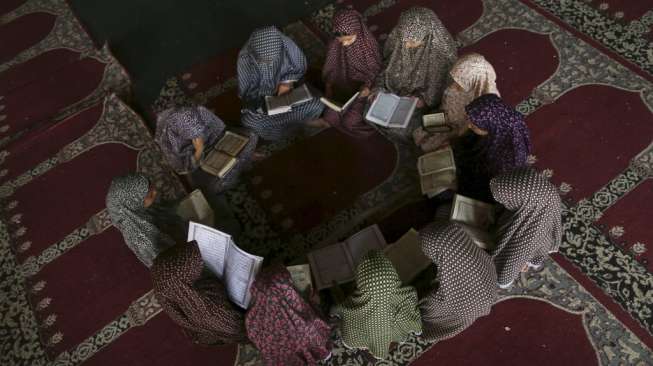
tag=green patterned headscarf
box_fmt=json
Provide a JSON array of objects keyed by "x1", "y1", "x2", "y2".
[{"x1": 331, "y1": 250, "x2": 422, "y2": 359}]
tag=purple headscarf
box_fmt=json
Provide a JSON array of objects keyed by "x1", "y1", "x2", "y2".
[{"x1": 465, "y1": 94, "x2": 531, "y2": 176}]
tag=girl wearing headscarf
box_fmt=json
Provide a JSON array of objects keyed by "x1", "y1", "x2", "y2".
[
  {"x1": 238, "y1": 26, "x2": 324, "y2": 141},
  {"x1": 490, "y1": 167, "x2": 562, "y2": 288},
  {"x1": 245, "y1": 265, "x2": 332, "y2": 365},
  {"x1": 419, "y1": 221, "x2": 497, "y2": 342},
  {"x1": 322, "y1": 8, "x2": 381, "y2": 138},
  {"x1": 454, "y1": 94, "x2": 531, "y2": 201},
  {"x1": 155, "y1": 106, "x2": 258, "y2": 193},
  {"x1": 330, "y1": 250, "x2": 421, "y2": 360},
  {"x1": 151, "y1": 241, "x2": 247, "y2": 345},
  {"x1": 413, "y1": 53, "x2": 499, "y2": 152},
  {"x1": 372, "y1": 7, "x2": 457, "y2": 140},
  {"x1": 106, "y1": 173, "x2": 180, "y2": 267}
]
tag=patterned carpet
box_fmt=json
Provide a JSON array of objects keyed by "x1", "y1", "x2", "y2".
[{"x1": 1, "y1": 0, "x2": 652, "y2": 365}]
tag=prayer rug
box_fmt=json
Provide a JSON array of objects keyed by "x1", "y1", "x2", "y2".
[
  {"x1": 0, "y1": 44, "x2": 131, "y2": 146},
  {"x1": 0, "y1": 0, "x2": 99, "y2": 73},
  {"x1": 147, "y1": 0, "x2": 653, "y2": 364},
  {"x1": 3, "y1": 0, "x2": 653, "y2": 364},
  {"x1": 0, "y1": 94, "x2": 240, "y2": 365}
]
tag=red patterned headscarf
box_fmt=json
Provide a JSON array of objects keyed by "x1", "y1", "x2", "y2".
[
  {"x1": 151, "y1": 241, "x2": 246, "y2": 345},
  {"x1": 245, "y1": 265, "x2": 332, "y2": 365},
  {"x1": 322, "y1": 8, "x2": 382, "y2": 88}
]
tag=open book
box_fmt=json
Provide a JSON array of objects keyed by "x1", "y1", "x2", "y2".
[
  {"x1": 450, "y1": 194, "x2": 496, "y2": 250},
  {"x1": 422, "y1": 112, "x2": 452, "y2": 133},
  {"x1": 200, "y1": 131, "x2": 250, "y2": 178},
  {"x1": 320, "y1": 88, "x2": 360, "y2": 113},
  {"x1": 365, "y1": 92, "x2": 417, "y2": 128},
  {"x1": 176, "y1": 189, "x2": 214, "y2": 227},
  {"x1": 383, "y1": 229, "x2": 431, "y2": 285},
  {"x1": 188, "y1": 222, "x2": 263, "y2": 309},
  {"x1": 265, "y1": 84, "x2": 313, "y2": 116},
  {"x1": 418, "y1": 147, "x2": 457, "y2": 197},
  {"x1": 307, "y1": 224, "x2": 387, "y2": 290}
]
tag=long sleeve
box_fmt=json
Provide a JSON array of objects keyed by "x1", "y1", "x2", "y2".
[
  {"x1": 237, "y1": 52, "x2": 263, "y2": 109},
  {"x1": 278, "y1": 35, "x2": 307, "y2": 82}
]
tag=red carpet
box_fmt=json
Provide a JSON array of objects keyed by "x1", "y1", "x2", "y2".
[
  {"x1": 412, "y1": 298, "x2": 599, "y2": 366},
  {"x1": 2, "y1": 0, "x2": 653, "y2": 365},
  {"x1": 0, "y1": 45, "x2": 130, "y2": 145},
  {"x1": 148, "y1": 0, "x2": 653, "y2": 364}
]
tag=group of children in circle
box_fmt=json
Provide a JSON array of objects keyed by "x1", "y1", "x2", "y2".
[{"x1": 105, "y1": 6, "x2": 561, "y2": 364}]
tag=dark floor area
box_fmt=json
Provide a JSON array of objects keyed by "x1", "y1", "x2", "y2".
[{"x1": 68, "y1": 0, "x2": 331, "y2": 114}]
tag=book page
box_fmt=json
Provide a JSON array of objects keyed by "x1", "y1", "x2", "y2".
[
  {"x1": 450, "y1": 194, "x2": 495, "y2": 230},
  {"x1": 388, "y1": 97, "x2": 417, "y2": 127},
  {"x1": 224, "y1": 241, "x2": 263, "y2": 309},
  {"x1": 307, "y1": 243, "x2": 355, "y2": 290},
  {"x1": 420, "y1": 169, "x2": 456, "y2": 195},
  {"x1": 418, "y1": 148, "x2": 455, "y2": 175},
  {"x1": 265, "y1": 94, "x2": 292, "y2": 115},
  {"x1": 345, "y1": 224, "x2": 387, "y2": 267},
  {"x1": 383, "y1": 229, "x2": 431, "y2": 284},
  {"x1": 367, "y1": 92, "x2": 399, "y2": 125},
  {"x1": 340, "y1": 91, "x2": 360, "y2": 111},
  {"x1": 200, "y1": 149, "x2": 236, "y2": 177},
  {"x1": 423, "y1": 112, "x2": 446, "y2": 127},
  {"x1": 288, "y1": 84, "x2": 313, "y2": 106},
  {"x1": 187, "y1": 221, "x2": 230, "y2": 277},
  {"x1": 215, "y1": 131, "x2": 249, "y2": 157}
]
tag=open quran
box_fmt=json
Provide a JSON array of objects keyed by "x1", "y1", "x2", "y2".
[
  {"x1": 307, "y1": 224, "x2": 387, "y2": 290},
  {"x1": 418, "y1": 147, "x2": 457, "y2": 197},
  {"x1": 450, "y1": 194, "x2": 496, "y2": 250},
  {"x1": 422, "y1": 112, "x2": 452, "y2": 133},
  {"x1": 320, "y1": 86, "x2": 360, "y2": 112},
  {"x1": 188, "y1": 222, "x2": 263, "y2": 309},
  {"x1": 200, "y1": 131, "x2": 249, "y2": 178},
  {"x1": 365, "y1": 92, "x2": 417, "y2": 128},
  {"x1": 265, "y1": 84, "x2": 313, "y2": 115}
]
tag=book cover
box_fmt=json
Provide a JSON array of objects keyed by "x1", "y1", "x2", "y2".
[
  {"x1": 383, "y1": 229, "x2": 431, "y2": 284},
  {"x1": 176, "y1": 189, "x2": 214, "y2": 227}
]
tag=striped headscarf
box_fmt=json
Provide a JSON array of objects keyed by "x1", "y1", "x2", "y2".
[
  {"x1": 419, "y1": 221, "x2": 497, "y2": 342},
  {"x1": 155, "y1": 106, "x2": 225, "y2": 174},
  {"x1": 151, "y1": 241, "x2": 246, "y2": 345},
  {"x1": 237, "y1": 26, "x2": 307, "y2": 107},
  {"x1": 105, "y1": 173, "x2": 175, "y2": 267},
  {"x1": 331, "y1": 250, "x2": 421, "y2": 359},
  {"x1": 380, "y1": 7, "x2": 457, "y2": 107},
  {"x1": 490, "y1": 167, "x2": 562, "y2": 287}
]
